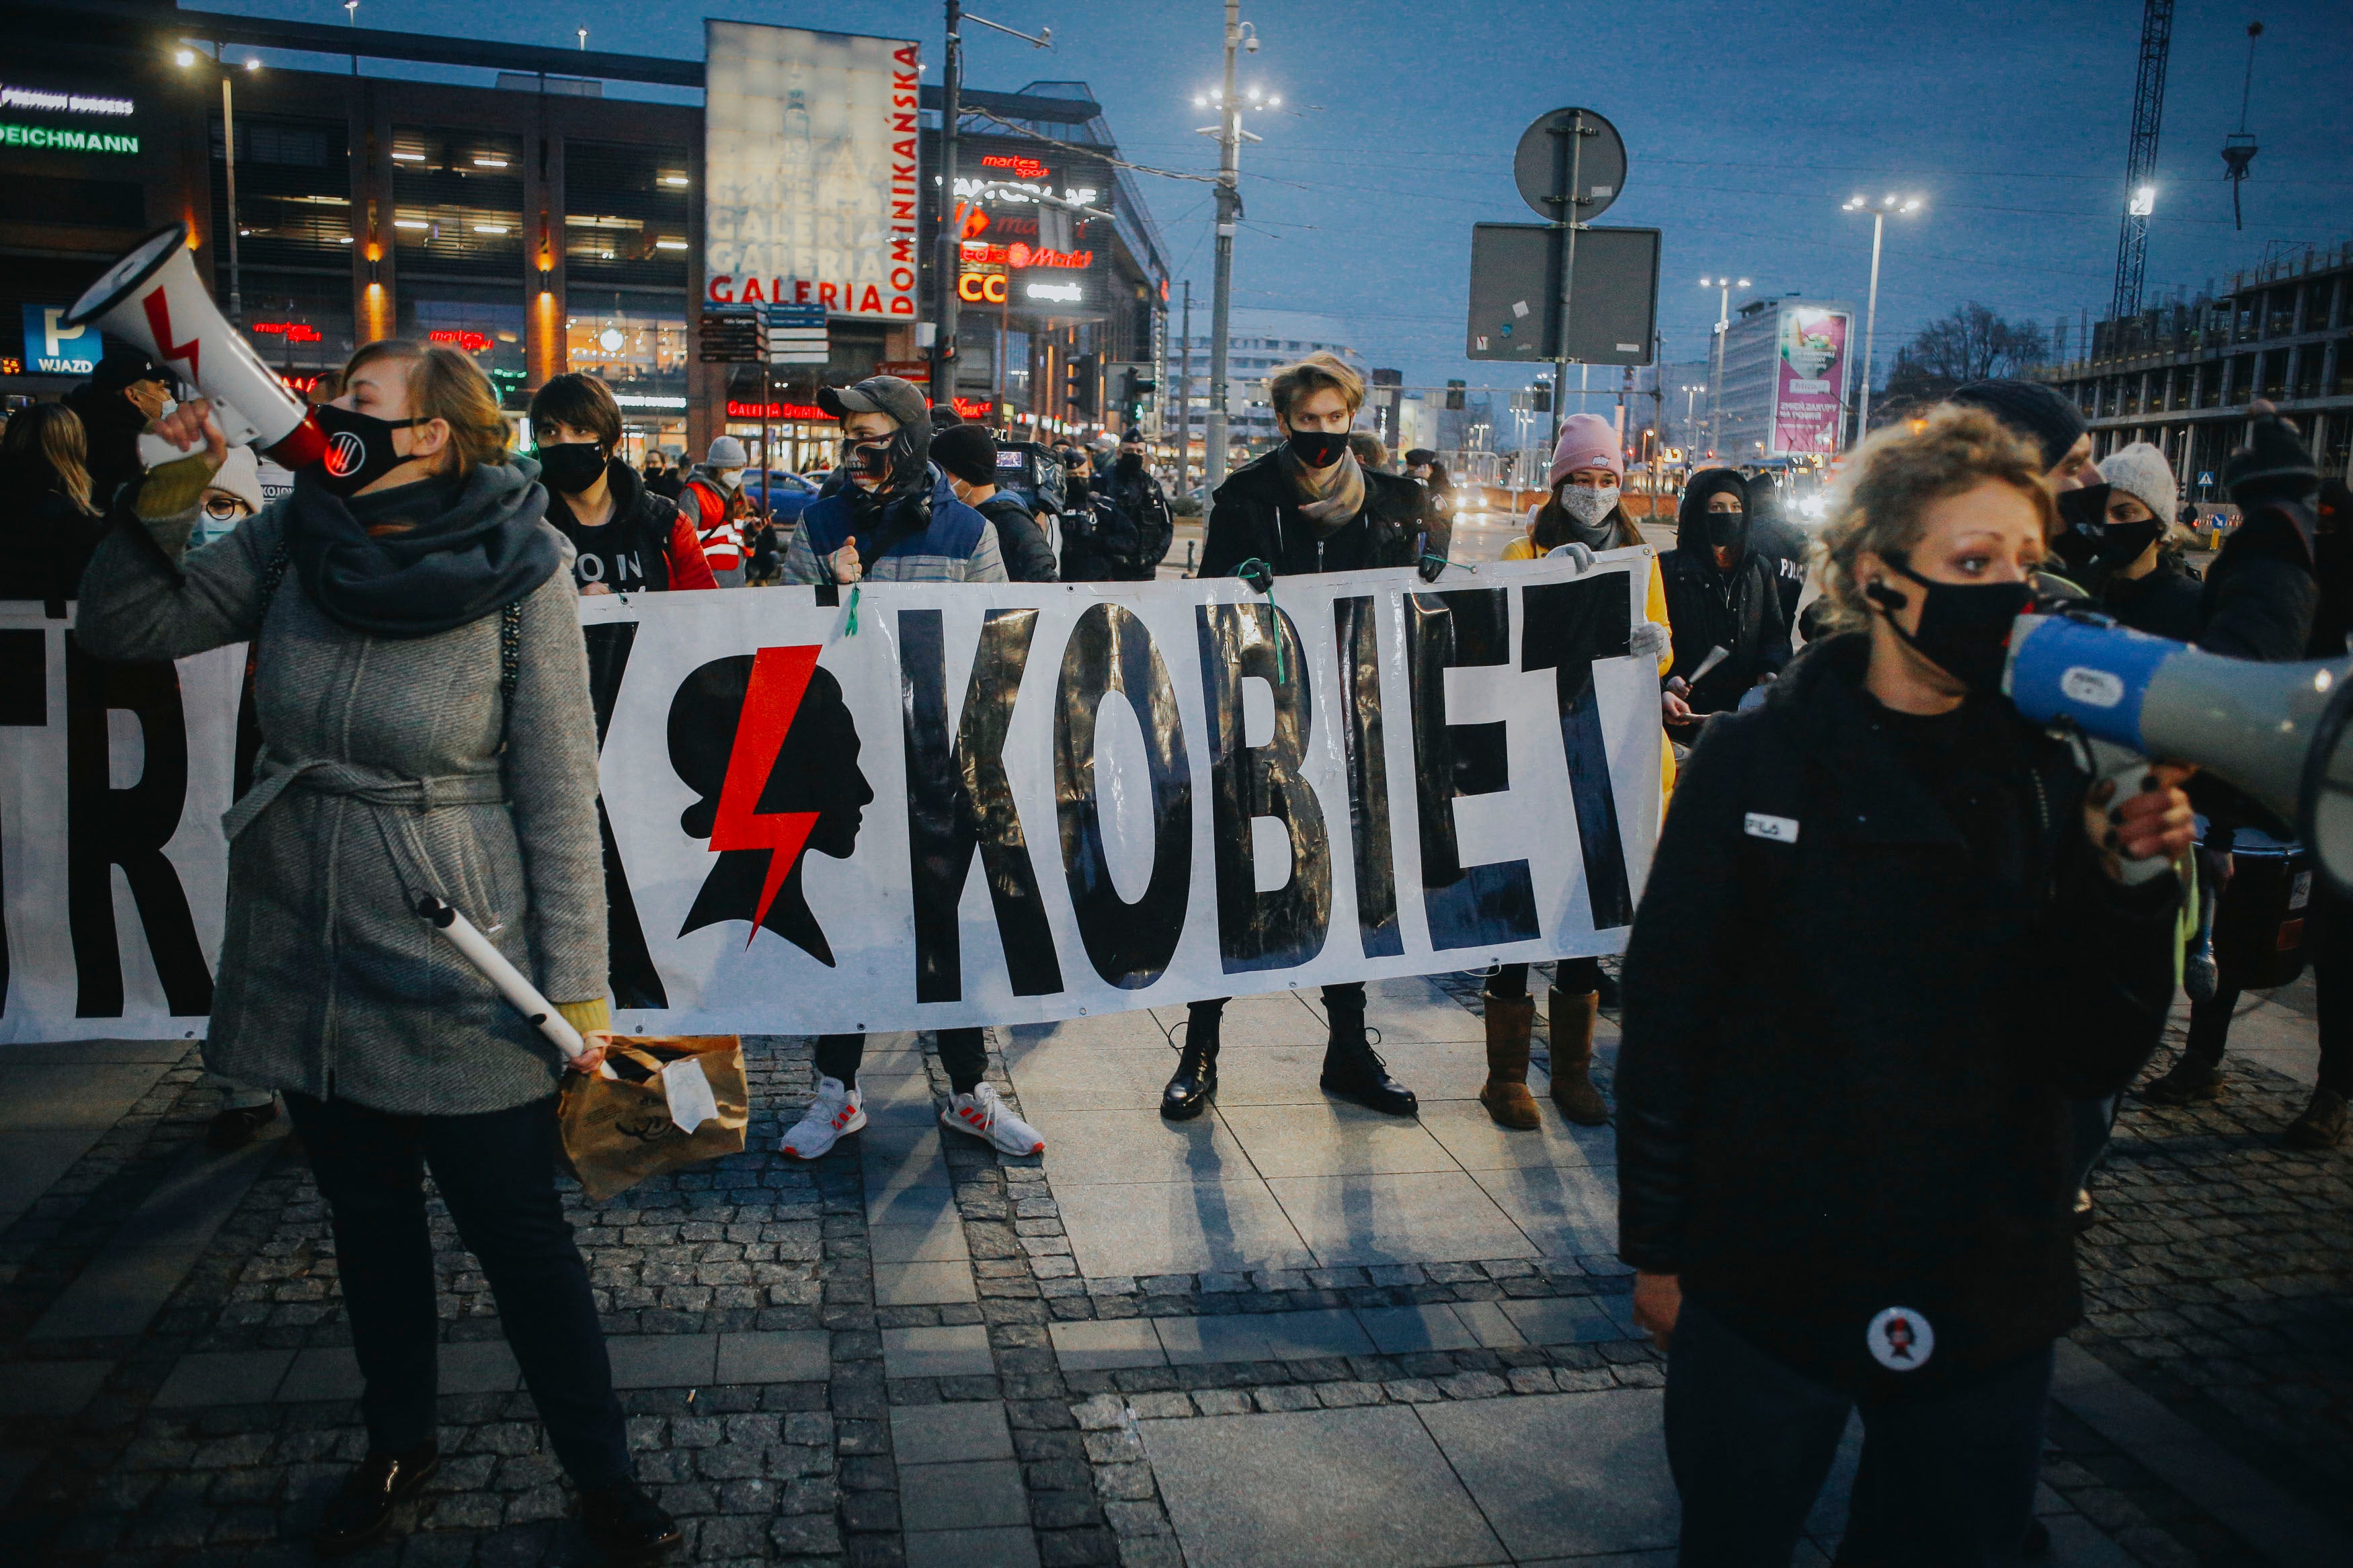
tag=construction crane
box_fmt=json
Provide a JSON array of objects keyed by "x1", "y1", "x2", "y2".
[
  {"x1": 2223, "y1": 22, "x2": 2264, "y2": 231},
  {"x1": 2109, "y1": 0, "x2": 2176, "y2": 322}
]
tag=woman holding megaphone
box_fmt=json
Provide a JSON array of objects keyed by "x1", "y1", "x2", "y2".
[
  {"x1": 73, "y1": 341, "x2": 679, "y2": 1561},
  {"x1": 1613, "y1": 406, "x2": 2194, "y2": 1564}
]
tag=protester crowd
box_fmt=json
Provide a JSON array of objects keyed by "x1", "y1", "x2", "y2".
[{"x1": 5, "y1": 321, "x2": 2345, "y2": 1567}]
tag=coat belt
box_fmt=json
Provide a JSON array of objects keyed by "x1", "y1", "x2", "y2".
[{"x1": 222, "y1": 757, "x2": 507, "y2": 844}]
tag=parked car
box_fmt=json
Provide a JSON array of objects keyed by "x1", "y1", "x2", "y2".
[{"x1": 746, "y1": 469, "x2": 823, "y2": 526}]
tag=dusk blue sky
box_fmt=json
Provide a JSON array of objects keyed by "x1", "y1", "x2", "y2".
[{"x1": 209, "y1": 0, "x2": 2353, "y2": 391}]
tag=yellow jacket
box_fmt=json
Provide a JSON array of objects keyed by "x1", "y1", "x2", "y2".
[{"x1": 1503, "y1": 526, "x2": 1677, "y2": 799}]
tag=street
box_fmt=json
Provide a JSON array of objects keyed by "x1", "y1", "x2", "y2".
[{"x1": 3, "y1": 974, "x2": 2344, "y2": 1567}]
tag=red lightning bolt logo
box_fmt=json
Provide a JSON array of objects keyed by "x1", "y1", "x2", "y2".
[
  {"x1": 142, "y1": 288, "x2": 201, "y2": 382},
  {"x1": 709, "y1": 645, "x2": 823, "y2": 947}
]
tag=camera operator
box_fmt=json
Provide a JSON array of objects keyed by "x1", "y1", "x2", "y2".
[{"x1": 1616, "y1": 406, "x2": 2191, "y2": 1565}]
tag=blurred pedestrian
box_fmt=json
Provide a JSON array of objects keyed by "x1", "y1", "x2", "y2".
[
  {"x1": 776, "y1": 376, "x2": 1034, "y2": 1163},
  {"x1": 191, "y1": 446, "x2": 265, "y2": 550},
  {"x1": 1659, "y1": 469, "x2": 1791, "y2": 723},
  {"x1": 1618, "y1": 406, "x2": 2191, "y2": 1566},
  {"x1": 679, "y1": 436, "x2": 751, "y2": 587},
  {"x1": 1405, "y1": 447, "x2": 1455, "y2": 559},
  {"x1": 529, "y1": 374, "x2": 715, "y2": 593},
  {"x1": 932, "y1": 421, "x2": 1058, "y2": 581},
  {"x1": 63, "y1": 349, "x2": 173, "y2": 509},
  {"x1": 0, "y1": 401, "x2": 108, "y2": 616},
  {"x1": 1175, "y1": 353, "x2": 1429, "y2": 1122},
  {"x1": 1348, "y1": 431, "x2": 1389, "y2": 471},
  {"x1": 1946, "y1": 378, "x2": 2098, "y2": 491},
  {"x1": 73, "y1": 340, "x2": 677, "y2": 1559},
  {"x1": 1743, "y1": 472, "x2": 1810, "y2": 625},
  {"x1": 642, "y1": 446, "x2": 682, "y2": 501}
]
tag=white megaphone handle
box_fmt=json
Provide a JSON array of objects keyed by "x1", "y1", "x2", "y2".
[
  {"x1": 2083, "y1": 739, "x2": 2176, "y2": 886},
  {"x1": 415, "y1": 894, "x2": 614, "y2": 1071}
]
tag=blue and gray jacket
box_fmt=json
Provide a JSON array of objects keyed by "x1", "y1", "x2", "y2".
[{"x1": 783, "y1": 464, "x2": 1006, "y2": 585}]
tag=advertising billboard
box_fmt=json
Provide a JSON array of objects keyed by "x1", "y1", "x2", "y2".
[
  {"x1": 704, "y1": 22, "x2": 920, "y2": 321},
  {"x1": 1769, "y1": 304, "x2": 1851, "y2": 456}
]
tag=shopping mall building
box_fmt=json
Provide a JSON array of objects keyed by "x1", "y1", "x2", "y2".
[{"x1": 1, "y1": 0, "x2": 1170, "y2": 472}]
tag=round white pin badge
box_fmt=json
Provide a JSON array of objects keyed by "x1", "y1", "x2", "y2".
[{"x1": 1866, "y1": 1306, "x2": 1933, "y2": 1371}]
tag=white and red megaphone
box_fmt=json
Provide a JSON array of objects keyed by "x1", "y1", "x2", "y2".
[{"x1": 61, "y1": 222, "x2": 326, "y2": 471}]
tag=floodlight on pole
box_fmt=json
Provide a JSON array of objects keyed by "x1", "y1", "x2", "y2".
[{"x1": 1698, "y1": 276, "x2": 1749, "y2": 456}]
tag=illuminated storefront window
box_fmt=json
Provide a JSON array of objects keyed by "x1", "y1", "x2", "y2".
[
  {"x1": 565, "y1": 294, "x2": 686, "y2": 393},
  {"x1": 390, "y1": 127, "x2": 524, "y2": 279}
]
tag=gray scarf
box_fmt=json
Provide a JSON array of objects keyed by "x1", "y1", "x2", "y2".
[
  {"x1": 285, "y1": 458, "x2": 560, "y2": 636},
  {"x1": 1283, "y1": 448, "x2": 1367, "y2": 538}
]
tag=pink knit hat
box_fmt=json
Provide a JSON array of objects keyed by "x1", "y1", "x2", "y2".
[{"x1": 1548, "y1": 413, "x2": 1624, "y2": 487}]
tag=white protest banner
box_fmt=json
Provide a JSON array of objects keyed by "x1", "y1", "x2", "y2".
[{"x1": 0, "y1": 552, "x2": 1661, "y2": 1042}]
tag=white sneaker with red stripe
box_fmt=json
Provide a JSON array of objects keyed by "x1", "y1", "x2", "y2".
[
  {"x1": 780, "y1": 1075, "x2": 865, "y2": 1159},
  {"x1": 941, "y1": 1083, "x2": 1045, "y2": 1157}
]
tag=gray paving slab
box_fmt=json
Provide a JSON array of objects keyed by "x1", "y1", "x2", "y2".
[
  {"x1": 0, "y1": 1128, "x2": 99, "y2": 1235},
  {"x1": 904, "y1": 1525, "x2": 1043, "y2": 1568},
  {"x1": 1468, "y1": 1165, "x2": 1619, "y2": 1259},
  {"x1": 277, "y1": 1346, "x2": 366, "y2": 1403},
  {"x1": 1142, "y1": 1405, "x2": 1505, "y2": 1568},
  {"x1": 1155, "y1": 1314, "x2": 1277, "y2": 1366},
  {"x1": 152, "y1": 1349, "x2": 294, "y2": 1408},
  {"x1": 1055, "y1": 1175, "x2": 1315, "y2": 1277},
  {"x1": 714, "y1": 1329, "x2": 830, "y2": 1385},
  {"x1": 0, "y1": 1039, "x2": 190, "y2": 1064},
  {"x1": 1035, "y1": 1107, "x2": 1256, "y2": 1186},
  {"x1": 1049, "y1": 1317, "x2": 1166, "y2": 1370},
  {"x1": 1417, "y1": 1095, "x2": 1616, "y2": 1171},
  {"x1": 605, "y1": 1333, "x2": 717, "y2": 1389},
  {"x1": 882, "y1": 1325, "x2": 996, "y2": 1381},
  {"x1": 1417, "y1": 1389, "x2": 1679, "y2": 1559},
  {"x1": 2050, "y1": 1340, "x2": 2351, "y2": 1567},
  {"x1": 1354, "y1": 1304, "x2": 1480, "y2": 1354},
  {"x1": 866, "y1": 1178, "x2": 962, "y2": 1229},
  {"x1": 26, "y1": 1245, "x2": 209, "y2": 1340},
  {"x1": 1518, "y1": 1556, "x2": 1676, "y2": 1568},
  {"x1": 1253, "y1": 1307, "x2": 1378, "y2": 1360},
  {"x1": 891, "y1": 1401, "x2": 1015, "y2": 1466},
  {"x1": 897, "y1": 1458, "x2": 1031, "y2": 1531},
  {"x1": 1267, "y1": 1171, "x2": 1539, "y2": 1268},
  {"x1": 0, "y1": 1358, "x2": 114, "y2": 1416},
  {"x1": 1215, "y1": 1103, "x2": 1460, "y2": 1179},
  {"x1": 874, "y1": 1260, "x2": 980, "y2": 1306},
  {"x1": 1497, "y1": 1296, "x2": 1626, "y2": 1346},
  {"x1": 1449, "y1": 1301, "x2": 1528, "y2": 1349},
  {"x1": 869, "y1": 1219, "x2": 971, "y2": 1263},
  {"x1": 0, "y1": 1061, "x2": 174, "y2": 1128}
]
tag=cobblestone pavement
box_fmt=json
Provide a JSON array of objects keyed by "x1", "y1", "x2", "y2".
[{"x1": 1, "y1": 970, "x2": 2346, "y2": 1567}]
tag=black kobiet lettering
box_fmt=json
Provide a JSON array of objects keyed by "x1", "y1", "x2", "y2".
[
  {"x1": 1332, "y1": 596, "x2": 1402, "y2": 957},
  {"x1": 1522, "y1": 577, "x2": 1636, "y2": 930},
  {"x1": 63, "y1": 636, "x2": 214, "y2": 1018},
  {"x1": 1054, "y1": 604, "x2": 1192, "y2": 988},
  {"x1": 584, "y1": 620, "x2": 668, "y2": 1008},
  {"x1": 1196, "y1": 602, "x2": 1332, "y2": 974},
  {"x1": 1403, "y1": 590, "x2": 1539, "y2": 950},
  {"x1": 900, "y1": 608, "x2": 1065, "y2": 1001}
]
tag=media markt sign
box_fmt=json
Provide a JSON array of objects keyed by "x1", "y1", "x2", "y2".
[{"x1": 21, "y1": 304, "x2": 98, "y2": 375}]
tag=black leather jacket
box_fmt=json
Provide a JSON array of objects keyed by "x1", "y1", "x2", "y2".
[{"x1": 1197, "y1": 450, "x2": 1424, "y2": 579}]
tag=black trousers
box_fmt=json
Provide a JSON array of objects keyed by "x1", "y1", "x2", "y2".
[
  {"x1": 1187, "y1": 983, "x2": 1366, "y2": 1041},
  {"x1": 1488, "y1": 957, "x2": 1603, "y2": 999},
  {"x1": 283, "y1": 1091, "x2": 631, "y2": 1487},
  {"x1": 2184, "y1": 884, "x2": 2353, "y2": 1094},
  {"x1": 1665, "y1": 1299, "x2": 2048, "y2": 1568},
  {"x1": 816, "y1": 1028, "x2": 986, "y2": 1094}
]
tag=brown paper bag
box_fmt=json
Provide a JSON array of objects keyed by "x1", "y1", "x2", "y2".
[{"x1": 557, "y1": 1035, "x2": 748, "y2": 1202}]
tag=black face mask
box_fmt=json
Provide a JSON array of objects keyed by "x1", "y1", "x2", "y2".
[
  {"x1": 1286, "y1": 428, "x2": 1350, "y2": 468},
  {"x1": 1117, "y1": 451, "x2": 1143, "y2": 477},
  {"x1": 1866, "y1": 554, "x2": 2035, "y2": 696},
  {"x1": 1704, "y1": 507, "x2": 1747, "y2": 550},
  {"x1": 311, "y1": 402, "x2": 424, "y2": 497},
  {"x1": 535, "y1": 440, "x2": 608, "y2": 497}
]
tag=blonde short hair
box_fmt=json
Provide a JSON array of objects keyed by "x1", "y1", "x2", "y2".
[
  {"x1": 340, "y1": 339, "x2": 514, "y2": 472},
  {"x1": 1266, "y1": 351, "x2": 1364, "y2": 423},
  {"x1": 1812, "y1": 405, "x2": 2056, "y2": 632}
]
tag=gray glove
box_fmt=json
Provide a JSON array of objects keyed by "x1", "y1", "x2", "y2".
[{"x1": 1628, "y1": 621, "x2": 1671, "y2": 661}]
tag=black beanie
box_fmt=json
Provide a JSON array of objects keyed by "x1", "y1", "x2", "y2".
[
  {"x1": 2225, "y1": 409, "x2": 2320, "y2": 507},
  {"x1": 1948, "y1": 379, "x2": 2087, "y2": 472},
  {"x1": 930, "y1": 422, "x2": 999, "y2": 487}
]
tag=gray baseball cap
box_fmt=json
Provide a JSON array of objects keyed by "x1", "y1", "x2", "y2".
[{"x1": 817, "y1": 374, "x2": 929, "y2": 431}]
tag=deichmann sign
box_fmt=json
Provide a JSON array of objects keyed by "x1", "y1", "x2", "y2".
[
  {"x1": 1, "y1": 122, "x2": 138, "y2": 153},
  {"x1": 703, "y1": 22, "x2": 919, "y2": 320},
  {"x1": 1770, "y1": 304, "x2": 1852, "y2": 458},
  {"x1": 0, "y1": 554, "x2": 1661, "y2": 1041}
]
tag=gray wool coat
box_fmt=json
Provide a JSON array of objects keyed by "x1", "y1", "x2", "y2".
[{"x1": 75, "y1": 481, "x2": 607, "y2": 1116}]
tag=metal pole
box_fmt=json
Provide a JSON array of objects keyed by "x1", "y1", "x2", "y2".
[
  {"x1": 1548, "y1": 108, "x2": 1585, "y2": 452},
  {"x1": 1204, "y1": 0, "x2": 1240, "y2": 492},
  {"x1": 1708, "y1": 282, "x2": 1728, "y2": 458},
  {"x1": 1856, "y1": 210, "x2": 1884, "y2": 448},
  {"x1": 222, "y1": 73, "x2": 242, "y2": 325},
  {"x1": 931, "y1": 0, "x2": 961, "y2": 414},
  {"x1": 1174, "y1": 279, "x2": 1193, "y2": 498}
]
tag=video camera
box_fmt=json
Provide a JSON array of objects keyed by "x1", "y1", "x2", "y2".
[{"x1": 994, "y1": 440, "x2": 1069, "y2": 518}]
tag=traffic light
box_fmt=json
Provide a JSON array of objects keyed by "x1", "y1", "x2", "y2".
[
  {"x1": 1445, "y1": 379, "x2": 1466, "y2": 411},
  {"x1": 1531, "y1": 386, "x2": 1551, "y2": 412},
  {"x1": 1066, "y1": 353, "x2": 1099, "y2": 416}
]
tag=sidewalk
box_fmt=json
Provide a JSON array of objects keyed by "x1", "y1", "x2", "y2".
[{"x1": 1, "y1": 975, "x2": 2345, "y2": 1566}]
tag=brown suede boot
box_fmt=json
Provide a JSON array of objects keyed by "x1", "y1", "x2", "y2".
[
  {"x1": 1548, "y1": 987, "x2": 1607, "y2": 1124},
  {"x1": 1479, "y1": 991, "x2": 1541, "y2": 1128}
]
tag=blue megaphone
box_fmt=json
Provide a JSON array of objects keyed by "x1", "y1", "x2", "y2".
[{"x1": 2005, "y1": 612, "x2": 2353, "y2": 894}]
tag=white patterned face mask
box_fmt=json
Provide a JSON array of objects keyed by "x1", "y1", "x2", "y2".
[{"x1": 1558, "y1": 483, "x2": 1619, "y2": 528}]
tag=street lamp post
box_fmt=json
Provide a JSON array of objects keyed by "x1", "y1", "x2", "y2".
[
  {"x1": 1841, "y1": 194, "x2": 1923, "y2": 447},
  {"x1": 934, "y1": 6, "x2": 1051, "y2": 418},
  {"x1": 186, "y1": 52, "x2": 257, "y2": 324},
  {"x1": 1198, "y1": 7, "x2": 1271, "y2": 492},
  {"x1": 1698, "y1": 276, "x2": 1747, "y2": 458}
]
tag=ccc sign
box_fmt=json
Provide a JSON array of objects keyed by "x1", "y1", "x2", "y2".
[{"x1": 957, "y1": 274, "x2": 1010, "y2": 304}]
